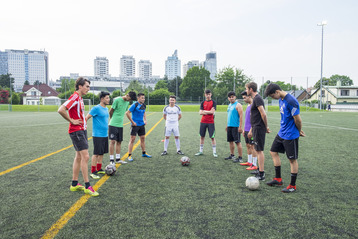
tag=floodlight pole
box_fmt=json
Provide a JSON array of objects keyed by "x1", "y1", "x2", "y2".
[{"x1": 318, "y1": 21, "x2": 327, "y2": 110}]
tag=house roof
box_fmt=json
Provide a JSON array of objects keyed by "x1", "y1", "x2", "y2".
[
  {"x1": 285, "y1": 90, "x2": 309, "y2": 99},
  {"x1": 22, "y1": 84, "x2": 59, "y2": 96}
]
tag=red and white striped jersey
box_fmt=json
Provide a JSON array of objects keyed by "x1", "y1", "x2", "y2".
[{"x1": 63, "y1": 91, "x2": 87, "y2": 133}]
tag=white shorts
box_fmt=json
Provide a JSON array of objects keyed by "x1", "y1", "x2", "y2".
[{"x1": 165, "y1": 126, "x2": 180, "y2": 137}]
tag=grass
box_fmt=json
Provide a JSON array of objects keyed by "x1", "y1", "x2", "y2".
[{"x1": 0, "y1": 110, "x2": 357, "y2": 238}]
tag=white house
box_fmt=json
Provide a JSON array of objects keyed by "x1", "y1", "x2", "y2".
[{"x1": 22, "y1": 84, "x2": 60, "y2": 105}]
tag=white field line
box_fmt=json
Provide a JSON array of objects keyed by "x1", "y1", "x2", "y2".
[{"x1": 2, "y1": 122, "x2": 67, "y2": 128}]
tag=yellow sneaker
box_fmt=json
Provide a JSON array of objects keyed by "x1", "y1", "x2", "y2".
[
  {"x1": 84, "y1": 186, "x2": 99, "y2": 196},
  {"x1": 70, "y1": 184, "x2": 85, "y2": 192}
]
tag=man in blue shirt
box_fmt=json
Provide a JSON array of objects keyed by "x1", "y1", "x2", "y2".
[
  {"x1": 264, "y1": 84, "x2": 305, "y2": 193},
  {"x1": 86, "y1": 91, "x2": 110, "y2": 179},
  {"x1": 125, "y1": 93, "x2": 152, "y2": 161}
]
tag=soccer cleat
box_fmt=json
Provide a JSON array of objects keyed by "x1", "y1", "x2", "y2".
[
  {"x1": 97, "y1": 169, "x2": 105, "y2": 174},
  {"x1": 246, "y1": 165, "x2": 258, "y2": 170},
  {"x1": 213, "y1": 153, "x2": 218, "y2": 158},
  {"x1": 110, "y1": 160, "x2": 115, "y2": 165},
  {"x1": 250, "y1": 169, "x2": 259, "y2": 175},
  {"x1": 266, "y1": 178, "x2": 283, "y2": 186},
  {"x1": 224, "y1": 155, "x2": 235, "y2": 160},
  {"x1": 84, "y1": 186, "x2": 99, "y2": 196},
  {"x1": 240, "y1": 162, "x2": 252, "y2": 166},
  {"x1": 161, "y1": 151, "x2": 168, "y2": 156},
  {"x1": 177, "y1": 150, "x2": 184, "y2": 155},
  {"x1": 70, "y1": 184, "x2": 85, "y2": 192},
  {"x1": 195, "y1": 152, "x2": 203, "y2": 156},
  {"x1": 233, "y1": 157, "x2": 243, "y2": 163},
  {"x1": 282, "y1": 185, "x2": 296, "y2": 193},
  {"x1": 128, "y1": 156, "x2": 134, "y2": 162},
  {"x1": 116, "y1": 160, "x2": 128, "y2": 164},
  {"x1": 255, "y1": 173, "x2": 265, "y2": 181},
  {"x1": 90, "y1": 173, "x2": 100, "y2": 179},
  {"x1": 142, "y1": 153, "x2": 152, "y2": 158}
]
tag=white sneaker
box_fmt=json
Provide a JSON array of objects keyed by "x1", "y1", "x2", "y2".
[{"x1": 116, "y1": 160, "x2": 127, "y2": 164}]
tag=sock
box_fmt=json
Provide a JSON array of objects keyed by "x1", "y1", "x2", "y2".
[
  {"x1": 290, "y1": 173, "x2": 298, "y2": 186},
  {"x1": 199, "y1": 144, "x2": 204, "y2": 152},
  {"x1": 275, "y1": 166, "x2": 281, "y2": 179},
  {"x1": 212, "y1": 144, "x2": 216, "y2": 154},
  {"x1": 116, "y1": 154, "x2": 120, "y2": 160},
  {"x1": 129, "y1": 153, "x2": 132, "y2": 157},
  {"x1": 142, "y1": 151, "x2": 146, "y2": 155},
  {"x1": 72, "y1": 180, "x2": 78, "y2": 187},
  {"x1": 91, "y1": 166, "x2": 96, "y2": 173},
  {"x1": 259, "y1": 171, "x2": 265, "y2": 177},
  {"x1": 253, "y1": 157, "x2": 257, "y2": 166},
  {"x1": 248, "y1": 154, "x2": 252, "y2": 163},
  {"x1": 175, "y1": 138, "x2": 180, "y2": 151},
  {"x1": 85, "y1": 182, "x2": 90, "y2": 189},
  {"x1": 110, "y1": 155, "x2": 114, "y2": 160},
  {"x1": 164, "y1": 138, "x2": 169, "y2": 151},
  {"x1": 97, "y1": 163, "x2": 102, "y2": 171}
]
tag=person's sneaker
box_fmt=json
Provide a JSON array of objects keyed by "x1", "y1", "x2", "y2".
[
  {"x1": 213, "y1": 153, "x2": 218, "y2": 158},
  {"x1": 97, "y1": 169, "x2": 105, "y2": 174},
  {"x1": 177, "y1": 150, "x2": 184, "y2": 155},
  {"x1": 224, "y1": 155, "x2": 235, "y2": 160},
  {"x1": 90, "y1": 172, "x2": 100, "y2": 179},
  {"x1": 282, "y1": 185, "x2": 296, "y2": 193},
  {"x1": 84, "y1": 186, "x2": 99, "y2": 196},
  {"x1": 233, "y1": 157, "x2": 243, "y2": 163},
  {"x1": 128, "y1": 156, "x2": 134, "y2": 162},
  {"x1": 256, "y1": 173, "x2": 265, "y2": 181},
  {"x1": 246, "y1": 165, "x2": 258, "y2": 170},
  {"x1": 70, "y1": 184, "x2": 85, "y2": 192},
  {"x1": 110, "y1": 160, "x2": 115, "y2": 165},
  {"x1": 116, "y1": 160, "x2": 128, "y2": 164},
  {"x1": 142, "y1": 153, "x2": 152, "y2": 158},
  {"x1": 195, "y1": 152, "x2": 203, "y2": 156},
  {"x1": 161, "y1": 151, "x2": 168, "y2": 156},
  {"x1": 250, "y1": 169, "x2": 259, "y2": 175},
  {"x1": 266, "y1": 178, "x2": 283, "y2": 186},
  {"x1": 240, "y1": 162, "x2": 252, "y2": 166}
]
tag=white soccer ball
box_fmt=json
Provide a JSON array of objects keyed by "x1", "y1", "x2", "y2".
[
  {"x1": 245, "y1": 176, "x2": 260, "y2": 190},
  {"x1": 180, "y1": 156, "x2": 190, "y2": 166},
  {"x1": 105, "y1": 164, "x2": 116, "y2": 176}
]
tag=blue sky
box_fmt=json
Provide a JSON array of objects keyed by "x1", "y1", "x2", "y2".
[{"x1": 1, "y1": 0, "x2": 357, "y2": 87}]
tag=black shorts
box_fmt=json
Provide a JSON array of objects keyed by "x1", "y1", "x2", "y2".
[
  {"x1": 131, "y1": 125, "x2": 146, "y2": 136},
  {"x1": 109, "y1": 126, "x2": 123, "y2": 142},
  {"x1": 69, "y1": 130, "x2": 88, "y2": 152},
  {"x1": 93, "y1": 136, "x2": 109, "y2": 155},
  {"x1": 252, "y1": 126, "x2": 266, "y2": 152},
  {"x1": 270, "y1": 134, "x2": 299, "y2": 160},
  {"x1": 244, "y1": 131, "x2": 254, "y2": 145},
  {"x1": 227, "y1": 127, "x2": 241, "y2": 143},
  {"x1": 199, "y1": 123, "x2": 215, "y2": 138}
]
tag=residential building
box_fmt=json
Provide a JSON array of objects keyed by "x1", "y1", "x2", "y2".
[
  {"x1": 183, "y1": 60, "x2": 199, "y2": 77},
  {"x1": 204, "y1": 51, "x2": 217, "y2": 80},
  {"x1": 94, "y1": 57, "x2": 109, "y2": 77},
  {"x1": 286, "y1": 90, "x2": 311, "y2": 102},
  {"x1": 138, "y1": 60, "x2": 152, "y2": 79},
  {"x1": 120, "y1": 55, "x2": 135, "y2": 77},
  {"x1": 165, "y1": 50, "x2": 181, "y2": 79},
  {"x1": 22, "y1": 83, "x2": 59, "y2": 105}
]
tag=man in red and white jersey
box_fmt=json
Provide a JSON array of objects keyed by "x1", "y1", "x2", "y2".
[{"x1": 58, "y1": 77, "x2": 99, "y2": 196}]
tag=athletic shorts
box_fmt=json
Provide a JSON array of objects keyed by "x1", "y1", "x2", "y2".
[
  {"x1": 131, "y1": 125, "x2": 146, "y2": 136},
  {"x1": 109, "y1": 126, "x2": 123, "y2": 142},
  {"x1": 93, "y1": 136, "x2": 109, "y2": 155},
  {"x1": 69, "y1": 130, "x2": 88, "y2": 151},
  {"x1": 165, "y1": 126, "x2": 180, "y2": 137},
  {"x1": 227, "y1": 127, "x2": 240, "y2": 143},
  {"x1": 270, "y1": 134, "x2": 299, "y2": 160},
  {"x1": 244, "y1": 131, "x2": 254, "y2": 145},
  {"x1": 252, "y1": 126, "x2": 266, "y2": 152},
  {"x1": 199, "y1": 123, "x2": 215, "y2": 138}
]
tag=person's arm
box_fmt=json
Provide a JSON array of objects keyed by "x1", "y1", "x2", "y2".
[
  {"x1": 293, "y1": 114, "x2": 305, "y2": 136},
  {"x1": 126, "y1": 110, "x2": 136, "y2": 126},
  {"x1": 258, "y1": 105, "x2": 270, "y2": 133},
  {"x1": 144, "y1": 112, "x2": 147, "y2": 125},
  {"x1": 163, "y1": 114, "x2": 167, "y2": 120},
  {"x1": 248, "y1": 127, "x2": 252, "y2": 138},
  {"x1": 58, "y1": 105, "x2": 82, "y2": 125},
  {"x1": 85, "y1": 113, "x2": 92, "y2": 122},
  {"x1": 109, "y1": 108, "x2": 114, "y2": 119},
  {"x1": 237, "y1": 103, "x2": 243, "y2": 133},
  {"x1": 178, "y1": 113, "x2": 182, "y2": 121}
]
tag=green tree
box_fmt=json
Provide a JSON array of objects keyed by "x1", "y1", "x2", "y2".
[
  {"x1": 125, "y1": 80, "x2": 145, "y2": 93},
  {"x1": 24, "y1": 80, "x2": 30, "y2": 85},
  {"x1": 34, "y1": 80, "x2": 42, "y2": 85},
  {"x1": 0, "y1": 74, "x2": 15, "y2": 91},
  {"x1": 180, "y1": 67, "x2": 212, "y2": 99},
  {"x1": 112, "y1": 90, "x2": 122, "y2": 98},
  {"x1": 148, "y1": 88, "x2": 173, "y2": 105},
  {"x1": 11, "y1": 92, "x2": 20, "y2": 104},
  {"x1": 167, "y1": 76, "x2": 182, "y2": 96},
  {"x1": 314, "y1": 74, "x2": 353, "y2": 88},
  {"x1": 58, "y1": 79, "x2": 75, "y2": 93},
  {"x1": 154, "y1": 80, "x2": 168, "y2": 90},
  {"x1": 259, "y1": 80, "x2": 298, "y2": 96}
]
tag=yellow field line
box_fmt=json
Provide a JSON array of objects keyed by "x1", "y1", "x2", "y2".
[
  {"x1": 0, "y1": 113, "x2": 155, "y2": 177},
  {"x1": 41, "y1": 116, "x2": 164, "y2": 239}
]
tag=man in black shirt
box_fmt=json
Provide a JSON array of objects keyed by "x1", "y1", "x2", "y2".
[{"x1": 246, "y1": 82, "x2": 270, "y2": 180}]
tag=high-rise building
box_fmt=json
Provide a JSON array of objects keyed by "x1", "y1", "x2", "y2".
[
  {"x1": 94, "y1": 57, "x2": 109, "y2": 77},
  {"x1": 120, "y1": 55, "x2": 135, "y2": 77},
  {"x1": 0, "y1": 49, "x2": 49, "y2": 92},
  {"x1": 138, "y1": 60, "x2": 152, "y2": 79},
  {"x1": 204, "y1": 51, "x2": 217, "y2": 80},
  {"x1": 182, "y1": 60, "x2": 200, "y2": 77},
  {"x1": 165, "y1": 50, "x2": 181, "y2": 79}
]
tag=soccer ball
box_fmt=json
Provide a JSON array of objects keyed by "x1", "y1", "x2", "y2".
[
  {"x1": 245, "y1": 176, "x2": 260, "y2": 190},
  {"x1": 180, "y1": 156, "x2": 190, "y2": 166},
  {"x1": 105, "y1": 164, "x2": 116, "y2": 176}
]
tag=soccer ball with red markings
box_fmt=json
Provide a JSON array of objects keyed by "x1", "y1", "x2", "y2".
[
  {"x1": 245, "y1": 176, "x2": 260, "y2": 190},
  {"x1": 105, "y1": 164, "x2": 116, "y2": 176},
  {"x1": 180, "y1": 156, "x2": 190, "y2": 166}
]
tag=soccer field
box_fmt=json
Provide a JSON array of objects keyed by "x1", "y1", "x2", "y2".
[{"x1": 0, "y1": 110, "x2": 357, "y2": 238}]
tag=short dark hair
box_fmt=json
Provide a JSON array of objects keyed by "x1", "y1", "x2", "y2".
[
  {"x1": 169, "y1": 95, "x2": 176, "y2": 99},
  {"x1": 241, "y1": 90, "x2": 247, "y2": 96},
  {"x1": 227, "y1": 91, "x2": 236, "y2": 97},
  {"x1": 205, "y1": 89, "x2": 212, "y2": 94},
  {"x1": 245, "y1": 82, "x2": 257, "y2": 92},
  {"x1": 137, "y1": 93, "x2": 145, "y2": 98},
  {"x1": 100, "y1": 91, "x2": 110, "y2": 99},
  {"x1": 75, "y1": 77, "x2": 90, "y2": 90},
  {"x1": 264, "y1": 83, "x2": 282, "y2": 97},
  {"x1": 128, "y1": 91, "x2": 137, "y2": 101}
]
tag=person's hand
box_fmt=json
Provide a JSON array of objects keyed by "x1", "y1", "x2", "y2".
[
  {"x1": 132, "y1": 122, "x2": 137, "y2": 126},
  {"x1": 248, "y1": 131, "x2": 252, "y2": 138},
  {"x1": 300, "y1": 130, "x2": 306, "y2": 137},
  {"x1": 225, "y1": 126, "x2": 227, "y2": 132},
  {"x1": 238, "y1": 126, "x2": 243, "y2": 134},
  {"x1": 266, "y1": 127, "x2": 271, "y2": 133},
  {"x1": 144, "y1": 120, "x2": 147, "y2": 125},
  {"x1": 71, "y1": 119, "x2": 82, "y2": 125}
]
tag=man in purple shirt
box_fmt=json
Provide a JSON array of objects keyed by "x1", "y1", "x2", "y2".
[{"x1": 240, "y1": 91, "x2": 258, "y2": 171}]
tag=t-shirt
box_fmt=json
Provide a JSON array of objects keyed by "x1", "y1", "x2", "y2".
[
  {"x1": 89, "y1": 104, "x2": 109, "y2": 137},
  {"x1": 244, "y1": 104, "x2": 252, "y2": 132},
  {"x1": 63, "y1": 91, "x2": 86, "y2": 134},
  {"x1": 200, "y1": 100, "x2": 217, "y2": 124},
  {"x1": 109, "y1": 97, "x2": 130, "y2": 127},
  {"x1": 250, "y1": 94, "x2": 265, "y2": 128},
  {"x1": 163, "y1": 105, "x2": 181, "y2": 127},
  {"x1": 227, "y1": 101, "x2": 240, "y2": 127},
  {"x1": 129, "y1": 101, "x2": 146, "y2": 126},
  {"x1": 278, "y1": 94, "x2": 300, "y2": 140}
]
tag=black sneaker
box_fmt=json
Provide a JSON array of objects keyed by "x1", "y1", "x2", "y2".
[
  {"x1": 97, "y1": 169, "x2": 106, "y2": 174},
  {"x1": 250, "y1": 169, "x2": 259, "y2": 175},
  {"x1": 115, "y1": 158, "x2": 121, "y2": 163},
  {"x1": 161, "y1": 151, "x2": 168, "y2": 156},
  {"x1": 282, "y1": 185, "x2": 296, "y2": 193},
  {"x1": 233, "y1": 157, "x2": 243, "y2": 163},
  {"x1": 266, "y1": 178, "x2": 283, "y2": 186},
  {"x1": 177, "y1": 150, "x2": 184, "y2": 155},
  {"x1": 225, "y1": 155, "x2": 235, "y2": 160},
  {"x1": 256, "y1": 173, "x2": 265, "y2": 181}
]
